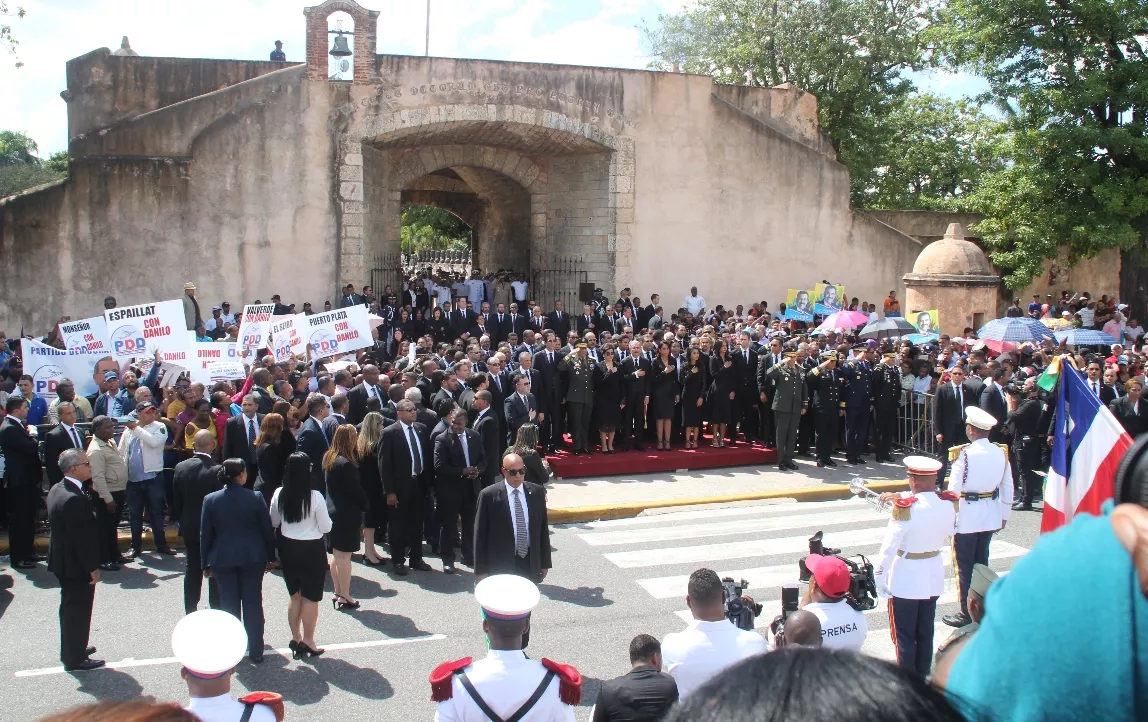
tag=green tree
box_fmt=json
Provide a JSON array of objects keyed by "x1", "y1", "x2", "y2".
[
  {"x1": 859, "y1": 93, "x2": 1008, "y2": 211},
  {"x1": 933, "y1": 0, "x2": 1148, "y2": 296},
  {"x1": 0, "y1": 132, "x2": 66, "y2": 197},
  {"x1": 1, "y1": 2, "x2": 24, "y2": 69},
  {"x1": 400, "y1": 205, "x2": 471, "y2": 254},
  {"x1": 0, "y1": 130, "x2": 39, "y2": 166},
  {"x1": 44, "y1": 150, "x2": 68, "y2": 173},
  {"x1": 643, "y1": 0, "x2": 932, "y2": 204}
]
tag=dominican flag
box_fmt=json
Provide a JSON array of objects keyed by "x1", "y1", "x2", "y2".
[{"x1": 1042, "y1": 364, "x2": 1134, "y2": 533}]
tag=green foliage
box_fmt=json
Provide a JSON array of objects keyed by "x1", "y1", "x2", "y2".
[
  {"x1": 643, "y1": 0, "x2": 931, "y2": 204},
  {"x1": 1, "y1": 2, "x2": 24, "y2": 69},
  {"x1": 0, "y1": 130, "x2": 39, "y2": 166},
  {"x1": 0, "y1": 131, "x2": 65, "y2": 197},
  {"x1": 400, "y1": 205, "x2": 472, "y2": 254},
  {"x1": 859, "y1": 93, "x2": 1008, "y2": 211},
  {"x1": 44, "y1": 150, "x2": 69, "y2": 174},
  {"x1": 0, "y1": 164, "x2": 63, "y2": 197},
  {"x1": 933, "y1": 0, "x2": 1148, "y2": 288}
]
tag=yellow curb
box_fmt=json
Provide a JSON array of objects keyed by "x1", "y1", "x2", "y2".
[
  {"x1": 2, "y1": 531, "x2": 185, "y2": 556},
  {"x1": 547, "y1": 480, "x2": 909, "y2": 524}
]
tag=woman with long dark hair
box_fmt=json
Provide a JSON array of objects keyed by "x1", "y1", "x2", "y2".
[
  {"x1": 324, "y1": 425, "x2": 368, "y2": 611},
  {"x1": 681, "y1": 346, "x2": 709, "y2": 448},
  {"x1": 269, "y1": 452, "x2": 331, "y2": 658},
  {"x1": 509, "y1": 423, "x2": 550, "y2": 485},
  {"x1": 426, "y1": 306, "x2": 447, "y2": 344},
  {"x1": 253, "y1": 412, "x2": 287, "y2": 505},
  {"x1": 708, "y1": 339, "x2": 736, "y2": 447},
  {"x1": 650, "y1": 341, "x2": 680, "y2": 449},
  {"x1": 594, "y1": 342, "x2": 623, "y2": 453},
  {"x1": 356, "y1": 412, "x2": 388, "y2": 566}
]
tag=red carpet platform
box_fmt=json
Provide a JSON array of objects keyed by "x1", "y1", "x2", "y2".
[{"x1": 546, "y1": 442, "x2": 778, "y2": 479}]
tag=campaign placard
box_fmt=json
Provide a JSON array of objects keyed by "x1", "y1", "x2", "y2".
[
  {"x1": 812, "y1": 283, "x2": 845, "y2": 315},
  {"x1": 302, "y1": 306, "x2": 372, "y2": 359},
  {"x1": 104, "y1": 300, "x2": 189, "y2": 360},
  {"x1": 912, "y1": 310, "x2": 940, "y2": 335},
  {"x1": 20, "y1": 338, "x2": 104, "y2": 400},
  {"x1": 236, "y1": 304, "x2": 276, "y2": 359},
  {"x1": 784, "y1": 289, "x2": 814, "y2": 322},
  {"x1": 204, "y1": 359, "x2": 247, "y2": 383},
  {"x1": 270, "y1": 314, "x2": 307, "y2": 363},
  {"x1": 58, "y1": 316, "x2": 111, "y2": 355}
]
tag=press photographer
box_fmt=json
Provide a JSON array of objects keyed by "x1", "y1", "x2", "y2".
[
  {"x1": 798, "y1": 554, "x2": 868, "y2": 651},
  {"x1": 660, "y1": 568, "x2": 768, "y2": 699}
]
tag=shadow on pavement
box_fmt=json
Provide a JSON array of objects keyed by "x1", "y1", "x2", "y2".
[
  {"x1": 69, "y1": 667, "x2": 147, "y2": 702},
  {"x1": 0, "y1": 574, "x2": 13, "y2": 620},
  {"x1": 235, "y1": 654, "x2": 329, "y2": 706},
  {"x1": 313, "y1": 657, "x2": 394, "y2": 700},
  {"x1": 539, "y1": 584, "x2": 613, "y2": 607},
  {"x1": 352, "y1": 609, "x2": 433, "y2": 638},
  {"x1": 348, "y1": 577, "x2": 399, "y2": 601},
  {"x1": 103, "y1": 565, "x2": 161, "y2": 590}
]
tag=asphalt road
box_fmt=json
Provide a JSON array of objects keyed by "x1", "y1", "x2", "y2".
[{"x1": 0, "y1": 498, "x2": 1043, "y2": 721}]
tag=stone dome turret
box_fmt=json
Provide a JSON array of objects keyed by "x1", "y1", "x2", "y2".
[{"x1": 911, "y1": 223, "x2": 993, "y2": 276}]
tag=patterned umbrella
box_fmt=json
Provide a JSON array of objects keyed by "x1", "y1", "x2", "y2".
[
  {"x1": 1053, "y1": 328, "x2": 1119, "y2": 346},
  {"x1": 977, "y1": 317, "x2": 1057, "y2": 344},
  {"x1": 859, "y1": 317, "x2": 919, "y2": 340},
  {"x1": 817, "y1": 310, "x2": 871, "y2": 332}
]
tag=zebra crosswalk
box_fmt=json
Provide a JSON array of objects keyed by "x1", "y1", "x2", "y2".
[{"x1": 569, "y1": 498, "x2": 1029, "y2": 664}]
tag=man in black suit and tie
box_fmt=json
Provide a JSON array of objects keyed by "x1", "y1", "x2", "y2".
[
  {"x1": 533, "y1": 333, "x2": 565, "y2": 452},
  {"x1": 377, "y1": 399, "x2": 435, "y2": 575},
  {"x1": 433, "y1": 409, "x2": 486, "y2": 574},
  {"x1": 338, "y1": 284, "x2": 365, "y2": 308},
  {"x1": 223, "y1": 394, "x2": 262, "y2": 483},
  {"x1": 619, "y1": 340, "x2": 651, "y2": 451},
  {"x1": 322, "y1": 394, "x2": 349, "y2": 440},
  {"x1": 489, "y1": 303, "x2": 511, "y2": 344},
  {"x1": 297, "y1": 394, "x2": 330, "y2": 494},
  {"x1": 473, "y1": 452, "x2": 552, "y2": 584},
  {"x1": 472, "y1": 391, "x2": 502, "y2": 487},
  {"x1": 47, "y1": 448, "x2": 104, "y2": 671},
  {"x1": 44, "y1": 402, "x2": 89, "y2": 486},
  {"x1": 577, "y1": 303, "x2": 597, "y2": 336},
  {"x1": 2, "y1": 396, "x2": 44, "y2": 569},
  {"x1": 173, "y1": 430, "x2": 221, "y2": 614},
  {"x1": 505, "y1": 306, "x2": 527, "y2": 340},
  {"x1": 450, "y1": 297, "x2": 475, "y2": 341},
  {"x1": 504, "y1": 372, "x2": 538, "y2": 445},
  {"x1": 731, "y1": 332, "x2": 760, "y2": 445},
  {"x1": 347, "y1": 364, "x2": 388, "y2": 426},
  {"x1": 977, "y1": 368, "x2": 1009, "y2": 443},
  {"x1": 934, "y1": 365, "x2": 973, "y2": 481},
  {"x1": 756, "y1": 337, "x2": 784, "y2": 449},
  {"x1": 546, "y1": 300, "x2": 572, "y2": 341},
  {"x1": 484, "y1": 356, "x2": 509, "y2": 453},
  {"x1": 597, "y1": 308, "x2": 619, "y2": 337}
]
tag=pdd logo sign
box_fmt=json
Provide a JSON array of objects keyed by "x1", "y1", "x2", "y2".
[
  {"x1": 241, "y1": 330, "x2": 262, "y2": 348},
  {"x1": 309, "y1": 330, "x2": 338, "y2": 356},
  {"x1": 112, "y1": 325, "x2": 145, "y2": 355},
  {"x1": 34, "y1": 364, "x2": 65, "y2": 398}
]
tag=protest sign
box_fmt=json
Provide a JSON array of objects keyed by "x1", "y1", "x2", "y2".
[
  {"x1": 58, "y1": 316, "x2": 112, "y2": 355},
  {"x1": 104, "y1": 300, "x2": 189, "y2": 360},
  {"x1": 270, "y1": 314, "x2": 307, "y2": 362},
  {"x1": 20, "y1": 338, "x2": 106, "y2": 400},
  {"x1": 784, "y1": 289, "x2": 814, "y2": 322},
  {"x1": 204, "y1": 359, "x2": 247, "y2": 383},
  {"x1": 812, "y1": 283, "x2": 845, "y2": 315},
  {"x1": 236, "y1": 304, "x2": 276, "y2": 359},
  {"x1": 912, "y1": 310, "x2": 940, "y2": 334},
  {"x1": 302, "y1": 306, "x2": 372, "y2": 359}
]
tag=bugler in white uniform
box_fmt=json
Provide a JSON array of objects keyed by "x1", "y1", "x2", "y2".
[{"x1": 431, "y1": 575, "x2": 580, "y2": 721}]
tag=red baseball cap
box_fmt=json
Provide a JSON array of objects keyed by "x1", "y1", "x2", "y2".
[{"x1": 805, "y1": 554, "x2": 851, "y2": 598}]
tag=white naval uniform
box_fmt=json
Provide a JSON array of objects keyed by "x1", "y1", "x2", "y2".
[
  {"x1": 948, "y1": 438, "x2": 1013, "y2": 533},
  {"x1": 434, "y1": 650, "x2": 575, "y2": 722},
  {"x1": 874, "y1": 491, "x2": 956, "y2": 599},
  {"x1": 186, "y1": 693, "x2": 277, "y2": 722}
]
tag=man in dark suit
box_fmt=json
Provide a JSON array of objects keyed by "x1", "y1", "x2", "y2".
[
  {"x1": 504, "y1": 307, "x2": 527, "y2": 341},
  {"x1": 977, "y1": 368, "x2": 1009, "y2": 444},
  {"x1": 546, "y1": 300, "x2": 572, "y2": 341},
  {"x1": 297, "y1": 393, "x2": 330, "y2": 495},
  {"x1": 223, "y1": 394, "x2": 262, "y2": 482},
  {"x1": 619, "y1": 341, "x2": 651, "y2": 451},
  {"x1": 593, "y1": 634, "x2": 678, "y2": 721},
  {"x1": 377, "y1": 399, "x2": 435, "y2": 575},
  {"x1": 174, "y1": 430, "x2": 222, "y2": 614},
  {"x1": 533, "y1": 333, "x2": 565, "y2": 452},
  {"x1": 43, "y1": 402, "x2": 89, "y2": 486},
  {"x1": 934, "y1": 366, "x2": 974, "y2": 480},
  {"x1": 731, "y1": 333, "x2": 760, "y2": 445},
  {"x1": 200, "y1": 463, "x2": 276, "y2": 663},
  {"x1": 577, "y1": 303, "x2": 598, "y2": 336},
  {"x1": 2, "y1": 396, "x2": 44, "y2": 569},
  {"x1": 756, "y1": 337, "x2": 785, "y2": 449},
  {"x1": 338, "y1": 284, "x2": 365, "y2": 308},
  {"x1": 504, "y1": 372, "x2": 538, "y2": 446},
  {"x1": 472, "y1": 391, "x2": 501, "y2": 487},
  {"x1": 473, "y1": 452, "x2": 552, "y2": 583},
  {"x1": 47, "y1": 448, "x2": 104, "y2": 671},
  {"x1": 322, "y1": 394, "x2": 349, "y2": 440},
  {"x1": 484, "y1": 357, "x2": 509, "y2": 453},
  {"x1": 347, "y1": 364, "x2": 388, "y2": 425},
  {"x1": 433, "y1": 409, "x2": 486, "y2": 574},
  {"x1": 450, "y1": 298, "x2": 475, "y2": 341},
  {"x1": 489, "y1": 302, "x2": 511, "y2": 344}
]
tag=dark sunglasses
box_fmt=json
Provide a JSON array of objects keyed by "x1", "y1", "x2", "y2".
[{"x1": 504, "y1": 468, "x2": 526, "y2": 477}]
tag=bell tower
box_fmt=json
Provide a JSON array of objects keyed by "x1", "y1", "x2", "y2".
[{"x1": 303, "y1": 0, "x2": 379, "y2": 84}]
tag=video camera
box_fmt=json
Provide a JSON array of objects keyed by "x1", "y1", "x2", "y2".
[{"x1": 722, "y1": 577, "x2": 763, "y2": 631}]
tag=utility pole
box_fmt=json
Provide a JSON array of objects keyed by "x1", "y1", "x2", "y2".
[{"x1": 425, "y1": 0, "x2": 430, "y2": 56}]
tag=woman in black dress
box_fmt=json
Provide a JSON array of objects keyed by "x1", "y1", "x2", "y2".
[
  {"x1": 396, "y1": 307, "x2": 414, "y2": 338},
  {"x1": 650, "y1": 341, "x2": 681, "y2": 450},
  {"x1": 426, "y1": 307, "x2": 447, "y2": 343},
  {"x1": 355, "y1": 412, "x2": 388, "y2": 566},
  {"x1": 708, "y1": 339, "x2": 736, "y2": 447},
  {"x1": 594, "y1": 343, "x2": 623, "y2": 453},
  {"x1": 681, "y1": 347, "x2": 709, "y2": 449},
  {"x1": 510, "y1": 423, "x2": 550, "y2": 485},
  {"x1": 324, "y1": 424, "x2": 368, "y2": 611},
  {"x1": 410, "y1": 307, "x2": 427, "y2": 338},
  {"x1": 253, "y1": 412, "x2": 287, "y2": 505}
]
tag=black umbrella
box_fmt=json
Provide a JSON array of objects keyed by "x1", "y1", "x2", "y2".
[{"x1": 859, "y1": 317, "x2": 919, "y2": 340}]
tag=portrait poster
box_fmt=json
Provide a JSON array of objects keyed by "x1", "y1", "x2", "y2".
[
  {"x1": 812, "y1": 283, "x2": 845, "y2": 315},
  {"x1": 784, "y1": 289, "x2": 814, "y2": 322},
  {"x1": 912, "y1": 310, "x2": 940, "y2": 335},
  {"x1": 20, "y1": 338, "x2": 102, "y2": 400}
]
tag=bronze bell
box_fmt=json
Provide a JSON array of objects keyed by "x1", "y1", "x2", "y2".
[{"x1": 329, "y1": 34, "x2": 352, "y2": 57}]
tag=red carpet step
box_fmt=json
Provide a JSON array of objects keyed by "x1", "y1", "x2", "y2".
[{"x1": 545, "y1": 442, "x2": 778, "y2": 479}]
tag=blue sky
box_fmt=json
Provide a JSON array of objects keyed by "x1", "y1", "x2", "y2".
[{"x1": 1, "y1": 0, "x2": 986, "y2": 156}]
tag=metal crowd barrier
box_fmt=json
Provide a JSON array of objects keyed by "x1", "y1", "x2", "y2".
[{"x1": 896, "y1": 390, "x2": 940, "y2": 458}]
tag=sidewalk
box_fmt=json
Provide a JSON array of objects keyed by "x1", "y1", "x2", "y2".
[{"x1": 545, "y1": 456, "x2": 909, "y2": 523}]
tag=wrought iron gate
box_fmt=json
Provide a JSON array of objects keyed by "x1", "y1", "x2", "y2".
[
  {"x1": 531, "y1": 256, "x2": 588, "y2": 314},
  {"x1": 367, "y1": 252, "x2": 402, "y2": 301}
]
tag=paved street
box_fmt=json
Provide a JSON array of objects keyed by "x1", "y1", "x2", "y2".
[{"x1": 0, "y1": 495, "x2": 1042, "y2": 721}]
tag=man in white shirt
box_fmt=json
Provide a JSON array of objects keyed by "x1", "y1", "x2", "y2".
[
  {"x1": 799, "y1": 554, "x2": 868, "y2": 651},
  {"x1": 511, "y1": 277, "x2": 529, "y2": 303},
  {"x1": 682, "y1": 287, "x2": 706, "y2": 317},
  {"x1": 660, "y1": 568, "x2": 767, "y2": 699}
]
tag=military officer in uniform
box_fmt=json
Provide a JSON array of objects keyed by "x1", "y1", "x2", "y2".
[
  {"x1": 560, "y1": 343, "x2": 596, "y2": 455},
  {"x1": 764, "y1": 351, "x2": 806, "y2": 471},
  {"x1": 173, "y1": 609, "x2": 283, "y2": 721},
  {"x1": 806, "y1": 350, "x2": 844, "y2": 468},
  {"x1": 840, "y1": 345, "x2": 874, "y2": 465},
  {"x1": 872, "y1": 352, "x2": 902, "y2": 463},
  {"x1": 874, "y1": 456, "x2": 957, "y2": 677},
  {"x1": 430, "y1": 575, "x2": 582, "y2": 721},
  {"x1": 943, "y1": 406, "x2": 1013, "y2": 629}
]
